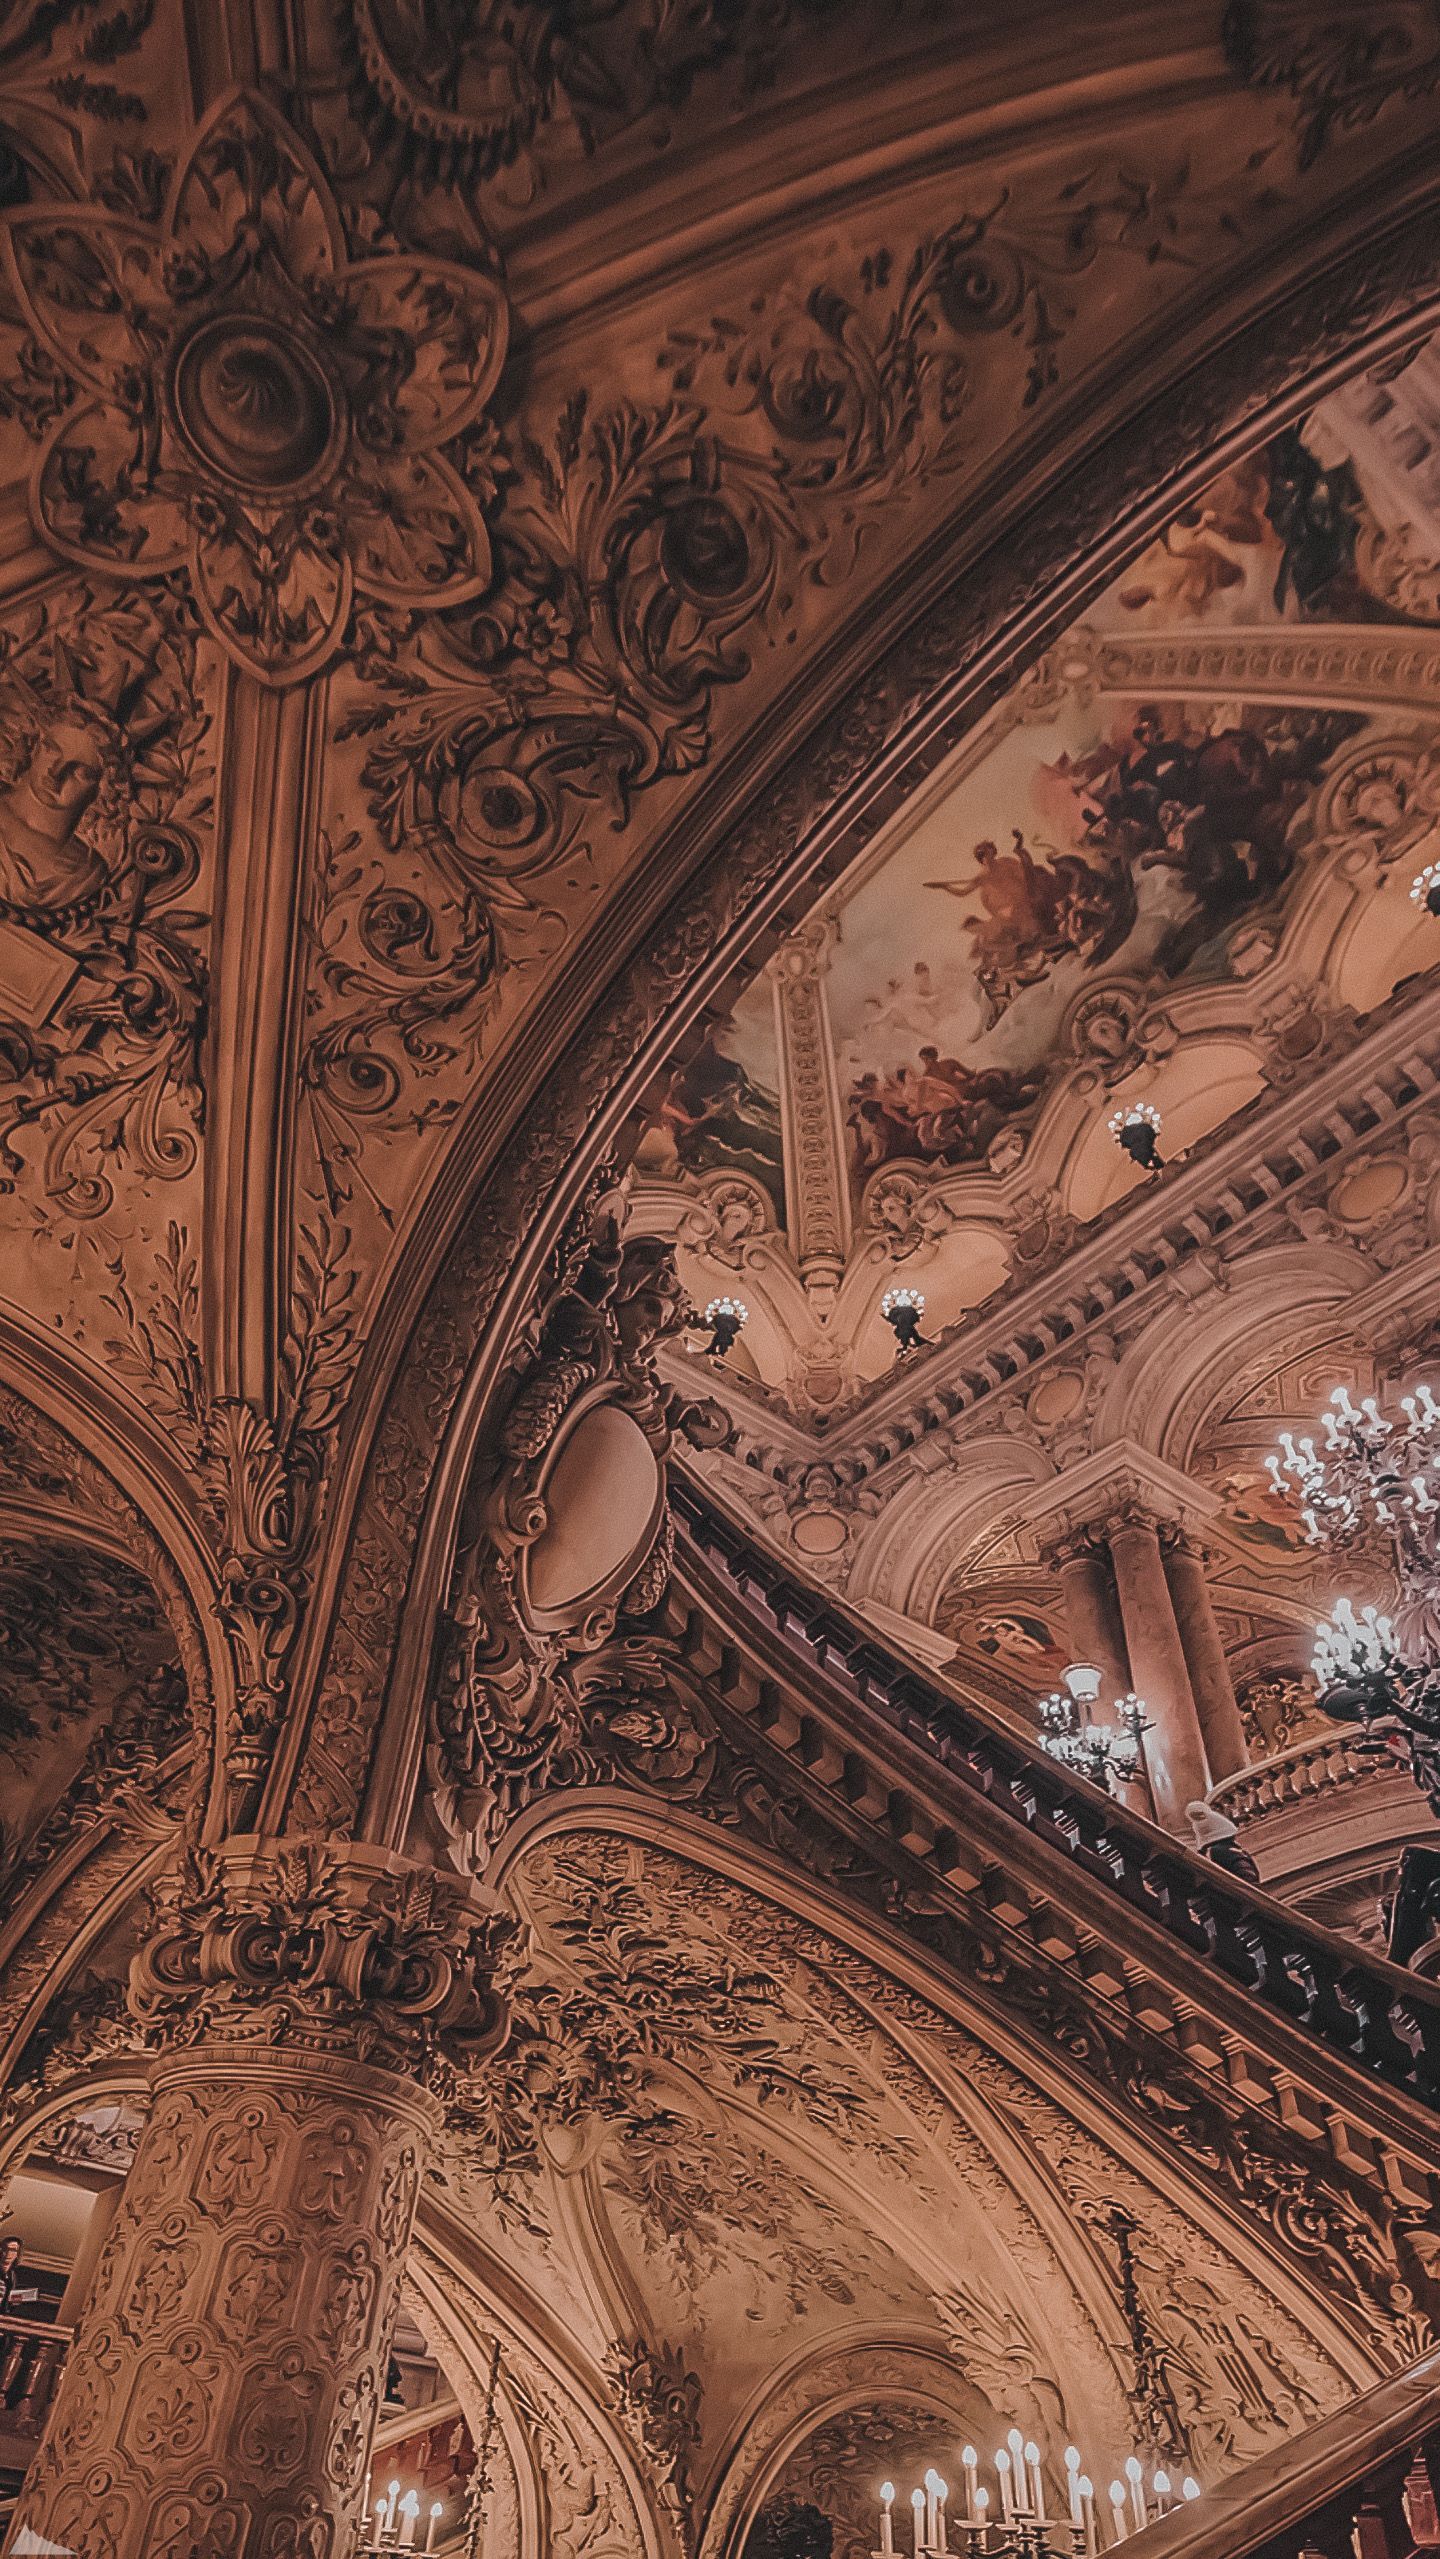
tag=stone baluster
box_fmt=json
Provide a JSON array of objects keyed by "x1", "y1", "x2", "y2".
[
  {"x1": 1106, "y1": 1512, "x2": 1212, "y2": 1829},
  {"x1": 3, "y1": 1840, "x2": 514, "y2": 2559}
]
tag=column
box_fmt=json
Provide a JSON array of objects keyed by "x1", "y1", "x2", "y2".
[
  {"x1": 5, "y1": 1840, "x2": 512, "y2": 2559},
  {"x1": 9, "y1": 2047, "x2": 435, "y2": 2558},
  {"x1": 1163, "y1": 1532, "x2": 1249, "y2": 1782},
  {"x1": 1051, "y1": 1534, "x2": 1129, "y2": 1695},
  {"x1": 1107, "y1": 1513, "x2": 1212, "y2": 1829}
]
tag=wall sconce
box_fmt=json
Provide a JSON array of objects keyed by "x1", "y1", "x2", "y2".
[
  {"x1": 702, "y1": 1296, "x2": 749, "y2": 1358},
  {"x1": 1107, "y1": 1101, "x2": 1163, "y2": 1174},
  {"x1": 881, "y1": 1286, "x2": 926, "y2": 1355}
]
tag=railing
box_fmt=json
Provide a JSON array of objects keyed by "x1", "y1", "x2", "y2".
[
  {"x1": 1212, "y1": 1730, "x2": 1419, "y2": 1828},
  {"x1": 0, "y1": 2316, "x2": 69, "y2": 2440},
  {"x1": 1119, "y1": 2346, "x2": 1440, "y2": 2559},
  {"x1": 673, "y1": 1475, "x2": 1440, "y2": 2105}
]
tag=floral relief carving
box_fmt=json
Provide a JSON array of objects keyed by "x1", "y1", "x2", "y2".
[
  {"x1": 0, "y1": 588, "x2": 210, "y2": 1218},
  {"x1": 2, "y1": 87, "x2": 507, "y2": 685},
  {"x1": 1224, "y1": 1, "x2": 1440, "y2": 168},
  {"x1": 130, "y1": 1836, "x2": 518, "y2": 2082}
]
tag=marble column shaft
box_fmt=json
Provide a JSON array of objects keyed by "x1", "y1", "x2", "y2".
[
  {"x1": 1053, "y1": 1539, "x2": 1130, "y2": 1695},
  {"x1": 1107, "y1": 1516, "x2": 1212, "y2": 1828},
  {"x1": 1164, "y1": 1534, "x2": 1249, "y2": 1783}
]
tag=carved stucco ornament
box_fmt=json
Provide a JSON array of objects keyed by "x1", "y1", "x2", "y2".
[
  {"x1": 130, "y1": 1836, "x2": 519, "y2": 2083},
  {"x1": 2, "y1": 89, "x2": 507, "y2": 685},
  {"x1": 430, "y1": 1202, "x2": 729, "y2": 1863}
]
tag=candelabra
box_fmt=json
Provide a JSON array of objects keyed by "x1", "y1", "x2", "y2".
[
  {"x1": 873, "y1": 2432, "x2": 1199, "y2": 2557},
  {"x1": 1267, "y1": 1384, "x2": 1440, "y2": 1812},
  {"x1": 362, "y1": 2477, "x2": 447, "y2": 2553},
  {"x1": 1038, "y1": 1663, "x2": 1151, "y2": 1793}
]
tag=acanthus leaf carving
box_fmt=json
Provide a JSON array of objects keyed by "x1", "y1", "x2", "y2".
[{"x1": 129, "y1": 1836, "x2": 519, "y2": 2083}]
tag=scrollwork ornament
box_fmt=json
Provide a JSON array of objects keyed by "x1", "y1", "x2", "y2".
[{"x1": 428, "y1": 1204, "x2": 727, "y2": 1863}]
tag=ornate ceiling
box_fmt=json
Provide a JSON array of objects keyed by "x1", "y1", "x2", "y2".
[{"x1": 3, "y1": 4, "x2": 1440, "y2": 2553}]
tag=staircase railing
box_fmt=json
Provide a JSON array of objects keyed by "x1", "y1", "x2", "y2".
[
  {"x1": 0, "y1": 2317, "x2": 69, "y2": 2443},
  {"x1": 672, "y1": 1475, "x2": 1440, "y2": 2106},
  {"x1": 1119, "y1": 2348, "x2": 1440, "y2": 2559}
]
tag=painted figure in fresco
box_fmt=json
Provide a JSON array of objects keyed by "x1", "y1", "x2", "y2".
[
  {"x1": 927, "y1": 829, "x2": 1134, "y2": 1010},
  {"x1": 845, "y1": 1048, "x2": 1042, "y2": 1180},
  {"x1": 656, "y1": 1035, "x2": 785, "y2": 1214},
  {"x1": 1264, "y1": 425, "x2": 1367, "y2": 618},
  {"x1": 1114, "y1": 452, "x2": 1273, "y2": 621},
  {"x1": 1065, "y1": 704, "x2": 1357, "y2": 976}
]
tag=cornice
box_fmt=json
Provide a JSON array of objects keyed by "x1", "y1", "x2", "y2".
[{"x1": 675, "y1": 973, "x2": 1440, "y2": 1495}]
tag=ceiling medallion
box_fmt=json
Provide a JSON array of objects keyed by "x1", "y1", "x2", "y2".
[{"x1": 1, "y1": 88, "x2": 508, "y2": 685}]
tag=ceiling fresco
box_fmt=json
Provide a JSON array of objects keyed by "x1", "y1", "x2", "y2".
[{"x1": 636, "y1": 333, "x2": 1440, "y2": 1413}]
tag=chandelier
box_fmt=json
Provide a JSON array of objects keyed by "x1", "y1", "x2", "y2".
[
  {"x1": 1038, "y1": 1663, "x2": 1151, "y2": 1792},
  {"x1": 873, "y1": 2432, "x2": 1199, "y2": 2555},
  {"x1": 1267, "y1": 1384, "x2": 1440, "y2": 1947}
]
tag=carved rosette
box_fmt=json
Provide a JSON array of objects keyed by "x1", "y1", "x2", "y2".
[
  {"x1": 2, "y1": 90, "x2": 507, "y2": 684},
  {"x1": 130, "y1": 1837, "x2": 518, "y2": 2084},
  {"x1": 5, "y1": 2042, "x2": 434, "y2": 2559}
]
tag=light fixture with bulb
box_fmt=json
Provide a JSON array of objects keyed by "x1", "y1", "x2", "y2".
[
  {"x1": 701, "y1": 1295, "x2": 749, "y2": 1359},
  {"x1": 873, "y1": 2434, "x2": 1199, "y2": 2555},
  {"x1": 1412, "y1": 861, "x2": 1440, "y2": 918},
  {"x1": 1107, "y1": 1101, "x2": 1164, "y2": 1174},
  {"x1": 1038, "y1": 1662, "x2": 1151, "y2": 1792},
  {"x1": 881, "y1": 1285, "x2": 926, "y2": 1355}
]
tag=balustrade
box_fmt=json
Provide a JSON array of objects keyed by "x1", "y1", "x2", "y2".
[
  {"x1": 673, "y1": 1477, "x2": 1440, "y2": 2104},
  {"x1": 0, "y1": 2316, "x2": 69, "y2": 2441}
]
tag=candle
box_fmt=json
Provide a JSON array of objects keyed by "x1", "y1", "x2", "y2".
[
  {"x1": 1153, "y1": 2473, "x2": 1172, "y2": 2517},
  {"x1": 1182, "y1": 2480, "x2": 1201, "y2": 2504},
  {"x1": 1125, "y1": 2457, "x2": 1146, "y2": 2533},
  {"x1": 912, "y1": 2485, "x2": 927, "y2": 2555},
  {"x1": 1008, "y1": 2427, "x2": 1026, "y2": 2513},
  {"x1": 1026, "y1": 2444, "x2": 1045, "y2": 2524},
  {"x1": 975, "y1": 2488, "x2": 991, "y2": 2534},
  {"x1": 926, "y1": 2469, "x2": 941, "y2": 2546},
  {"x1": 962, "y1": 2449, "x2": 979, "y2": 2525},
  {"x1": 1078, "y1": 2478, "x2": 1097, "y2": 2559},
  {"x1": 385, "y1": 2481, "x2": 401, "y2": 2537},
  {"x1": 1109, "y1": 2482, "x2": 1129, "y2": 2545},
  {"x1": 425, "y1": 2502, "x2": 443, "y2": 2554},
  {"x1": 935, "y1": 2475, "x2": 949, "y2": 2554},
  {"x1": 995, "y1": 2451, "x2": 1014, "y2": 2524},
  {"x1": 1065, "y1": 2448, "x2": 1082, "y2": 2527},
  {"x1": 375, "y1": 2500, "x2": 389, "y2": 2549},
  {"x1": 398, "y1": 2489, "x2": 421, "y2": 2549},
  {"x1": 880, "y1": 2482, "x2": 897, "y2": 2556}
]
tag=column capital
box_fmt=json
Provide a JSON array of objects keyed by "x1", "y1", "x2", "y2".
[{"x1": 131, "y1": 1837, "x2": 519, "y2": 2088}]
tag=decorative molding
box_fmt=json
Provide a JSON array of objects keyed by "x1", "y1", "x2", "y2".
[
  {"x1": 2, "y1": 88, "x2": 507, "y2": 686},
  {"x1": 129, "y1": 1837, "x2": 516, "y2": 2083}
]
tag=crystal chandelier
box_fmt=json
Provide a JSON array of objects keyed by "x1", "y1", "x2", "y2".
[
  {"x1": 1267, "y1": 1382, "x2": 1440, "y2": 1843},
  {"x1": 1038, "y1": 1663, "x2": 1151, "y2": 1792},
  {"x1": 873, "y1": 2432, "x2": 1199, "y2": 2555},
  {"x1": 702, "y1": 1295, "x2": 749, "y2": 1358}
]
